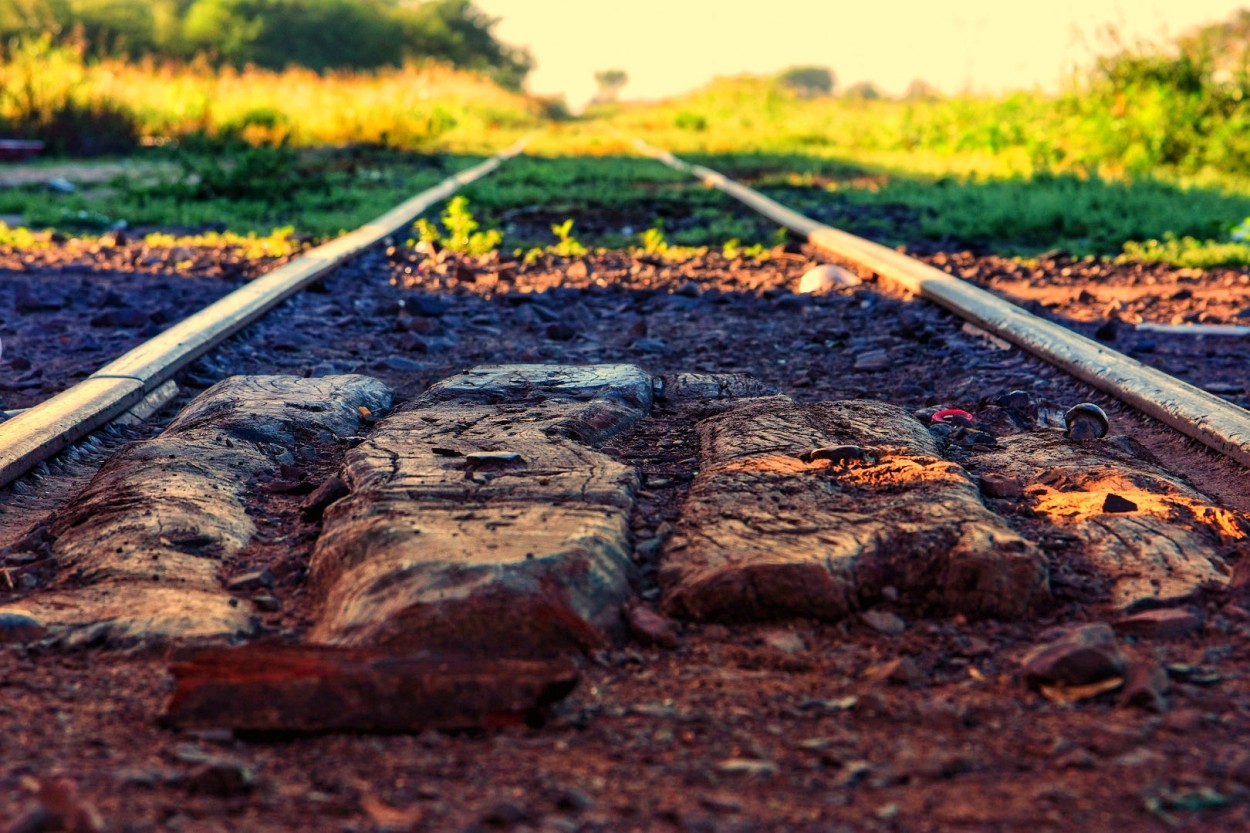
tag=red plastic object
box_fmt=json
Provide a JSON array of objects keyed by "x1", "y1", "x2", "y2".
[{"x1": 932, "y1": 408, "x2": 974, "y2": 425}]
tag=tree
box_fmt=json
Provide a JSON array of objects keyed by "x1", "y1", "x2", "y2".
[
  {"x1": 399, "y1": 0, "x2": 532, "y2": 89},
  {"x1": 903, "y1": 79, "x2": 940, "y2": 101},
  {"x1": 67, "y1": 0, "x2": 159, "y2": 57},
  {"x1": 0, "y1": 0, "x2": 68, "y2": 44},
  {"x1": 777, "y1": 65, "x2": 834, "y2": 98},
  {"x1": 183, "y1": 0, "x2": 404, "y2": 71},
  {"x1": 4, "y1": 0, "x2": 534, "y2": 87},
  {"x1": 592, "y1": 69, "x2": 628, "y2": 103},
  {"x1": 842, "y1": 80, "x2": 883, "y2": 101}
]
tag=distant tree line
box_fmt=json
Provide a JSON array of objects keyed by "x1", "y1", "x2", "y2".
[{"x1": 0, "y1": 0, "x2": 532, "y2": 88}]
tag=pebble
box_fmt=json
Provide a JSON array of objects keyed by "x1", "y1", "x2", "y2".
[
  {"x1": 1114, "y1": 607, "x2": 1201, "y2": 640},
  {"x1": 408, "y1": 294, "x2": 447, "y2": 316},
  {"x1": 7, "y1": 778, "x2": 104, "y2": 833},
  {"x1": 861, "y1": 609, "x2": 907, "y2": 635},
  {"x1": 625, "y1": 604, "x2": 680, "y2": 649},
  {"x1": 759, "y1": 628, "x2": 807, "y2": 654},
  {"x1": 0, "y1": 607, "x2": 46, "y2": 643},
  {"x1": 380, "y1": 355, "x2": 422, "y2": 371},
  {"x1": 980, "y1": 472, "x2": 1024, "y2": 499},
  {"x1": 798, "y1": 263, "x2": 860, "y2": 292},
  {"x1": 1020, "y1": 622, "x2": 1125, "y2": 688},
  {"x1": 545, "y1": 322, "x2": 577, "y2": 341},
  {"x1": 867, "y1": 656, "x2": 926, "y2": 687},
  {"x1": 853, "y1": 349, "x2": 891, "y2": 371},
  {"x1": 1120, "y1": 660, "x2": 1170, "y2": 712},
  {"x1": 1102, "y1": 493, "x2": 1138, "y2": 513},
  {"x1": 631, "y1": 337, "x2": 668, "y2": 353},
  {"x1": 226, "y1": 568, "x2": 274, "y2": 593},
  {"x1": 185, "y1": 756, "x2": 255, "y2": 797},
  {"x1": 715, "y1": 758, "x2": 777, "y2": 776},
  {"x1": 300, "y1": 474, "x2": 350, "y2": 521}
]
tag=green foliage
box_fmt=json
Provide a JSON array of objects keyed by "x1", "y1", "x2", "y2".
[
  {"x1": 1119, "y1": 234, "x2": 1250, "y2": 269},
  {"x1": 182, "y1": 0, "x2": 405, "y2": 72},
  {"x1": 412, "y1": 195, "x2": 501, "y2": 256},
  {"x1": 0, "y1": 36, "x2": 140, "y2": 154},
  {"x1": 4, "y1": 0, "x2": 533, "y2": 86},
  {"x1": 548, "y1": 219, "x2": 587, "y2": 257},
  {"x1": 778, "y1": 65, "x2": 834, "y2": 98},
  {"x1": 593, "y1": 69, "x2": 628, "y2": 103},
  {"x1": 0, "y1": 222, "x2": 49, "y2": 248},
  {"x1": 136, "y1": 134, "x2": 323, "y2": 202},
  {"x1": 638, "y1": 226, "x2": 668, "y2": 255}
]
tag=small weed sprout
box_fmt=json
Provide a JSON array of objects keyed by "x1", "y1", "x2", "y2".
[
  {"x1": 722, "y1": 238, "x2": 769, "y2": 259},
  {"x1": 639, "y1": 226, "x2": 669, "y2": 255},
  {"x1": 549, "y1": 219, "x2": 588, "y2": 257},
  {"x1": 409, "y1": 196, "x2": 502, "y2": 256}
]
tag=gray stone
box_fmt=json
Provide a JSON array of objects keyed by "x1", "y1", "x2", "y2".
[{"x1": 0, "y1": 607, "x2": 45, "y2": 643}]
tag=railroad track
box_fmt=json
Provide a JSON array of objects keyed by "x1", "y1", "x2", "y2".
[{"x1": 2, "y1": 142, "x2": 1249, "y2": 831}]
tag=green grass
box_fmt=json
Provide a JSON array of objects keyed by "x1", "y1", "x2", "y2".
[
  {"x1": 450, "y1": 154, "x2": 787, "y2": 252},
  {"x1": 0, "y1": 148, "x2": 482, "y2": 239},
  {"x1": 8, "y1": 30, "x2": 1250, "y2": 268}
]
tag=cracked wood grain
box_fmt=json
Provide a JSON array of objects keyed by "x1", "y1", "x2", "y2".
[
  {"x1": 661, "y1": 396, "x2": 1051, "y2": 622},
  {"x1": 309, "y1": 364, "x2": 652, "y2": 657},
  {"x1": 972, "y1": 432, "x2": 1246, "y2": 609},
  {"x1": 24, "y1": 375, "x2": 391, "y2": 648}
]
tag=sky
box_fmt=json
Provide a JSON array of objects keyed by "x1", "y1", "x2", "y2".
[{"x1": 475, "y1": 1, "x2": 1250, "y2": 107}]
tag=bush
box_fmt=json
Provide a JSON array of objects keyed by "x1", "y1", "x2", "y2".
[{"x1": 778, "y1": 65, "x2": 834, "y2": 98}]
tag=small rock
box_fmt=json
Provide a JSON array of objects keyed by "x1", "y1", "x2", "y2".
[
  {"x1": 867, "y1": 656, "x2": 925, "y2": 687},
  {"x1": 0, "y1": 607, "x2": 45, "y2": 643},
  {"x1": 1120, "y1": 660, "x2": 1170, "y2": 712},
  {"x1": 545, "y1": 322, "x2": 577, "y2": 341},
  {"x1": 759, "y1": 629, "x2": 807, "y2": 654},
  {"x1": 482, "y1": 801, "x2": 529, "y2": 826},
  {"x1": 1102, "y1": 493, "x2": 1138, "y2": 513},
  {"x1": 700, "y1": 793, "x2": 744, "y2": 814},
  {"x1": 9, "y1": 778, "x2": 104, "y2": 833},
  {"x1": 980, "y1": 473, "x2": 1024, "y2": 499},
  {"x1": 798, "y1": 263, "x2": 861, "y2": 293},
  {"x1": 552, "y1": 787, "x2": 594, "y2": 813},
  {"x1": 861, "y1": 609, "x2": 907, "y2": 635},
  {"x1": 853, "y1": 349, "x2": 890, "y2": 372},
  {"x1": 185, "y1": 756, "x2": 255, "y2": 797},
  {"x1": 226, "y1": 569, "x2": 274, "y2": 593},
  {"x1": 715, "y1": 758, "x2": 777, "y2": 776},
  {"x1": 89, "y1": 308, "x2": 149, "y2": 328},
  {"x1": 675, "y1": 280, "x2": 702, "y2": 298},
  {"x1": 625, "y1": 604, "x2": 679, "y2": 649},
  {"x1": 409, "y1": 295, "x2": 447, "y2": 316},
  {"x1": 251, "y1": 593, "x2": 281, "y2": 612},
  {"x1": 1115, "y1": 608, "x2": 1201, "y2": 640},
  {"x1": 380, "y1": 355, "x2": 422, "y2": 371},
  {"x1": 774, "y1": 292, "x2": 812, "y2": 311},
  {"x1": 1094, "y1": 318, "x2": 1119, "y2": 341},
  {"x1": 631, "y1": 337, "x2": 667, "y2": 353},
  {"x1": 300, "y1": 475, "x2": 350, "y2": 521},
  {"x1": 1021, "y1": 622, "x2": 1125, "y2": 688}
]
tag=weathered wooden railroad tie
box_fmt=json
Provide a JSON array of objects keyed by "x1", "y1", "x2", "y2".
[{"x1": 1, "y1": 363, "x2": 1243, "y2": 732}]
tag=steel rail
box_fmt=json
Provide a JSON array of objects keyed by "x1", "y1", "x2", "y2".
[
  {"x1": 634, "y1": 139, "x2": 1250, "y2": 470},
  {"x1": 0, "y1": 139, "x2": 528, "y2": 488}
]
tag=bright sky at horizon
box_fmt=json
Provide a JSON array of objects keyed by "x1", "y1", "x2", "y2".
[{"x1": 475, "y1": 1, "x2": 1250, "y2": 107}]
